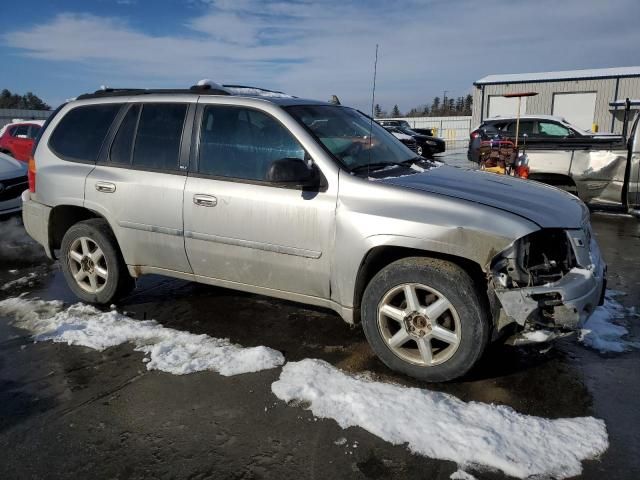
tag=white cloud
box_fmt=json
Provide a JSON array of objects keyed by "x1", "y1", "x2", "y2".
[{"x1": 3, "y1": 0, "x2": 640, "y2": 111}]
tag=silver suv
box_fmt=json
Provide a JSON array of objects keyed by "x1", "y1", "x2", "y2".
[{"x1": 22, "y1": 84, "x2": 606, "y2": 381}]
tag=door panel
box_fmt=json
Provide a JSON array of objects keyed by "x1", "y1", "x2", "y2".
[
  {"x1": 527, "y1": 150, "x2": 573, "y2": 175},
  {"x1": 85, "y1": 167, "x2": 191, "y2": 271},
  {"x1": 84, "y1": 100, "x2": 193, "y2": 273},
  {"x1": 184, "y1": 177, "x2": 334, "y2": 298},
  {"x1": 183, "y1": 103, "x2": 336, "y2": 298}
]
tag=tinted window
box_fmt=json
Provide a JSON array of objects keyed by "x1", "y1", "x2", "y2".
[
  {"x1": 199, "y1": 106, "x2": 305, "y2": 180},
  {"x1": 110, "y1": 105, "x2": 140, "y2": 165},
  {"x1": 538, "y1": 121, "x2": 571, "y2": 137},
  {"x1": 27, "y1": 125, "x2": 40, "y2": 139},
  {"x1": 505, "y1": 121, "x2": 534, "y2": 135},
  {"x1": 132, "y1": 103, "x2": 186, "y2": 171},
  {"x1": 13, "y1": 125, "x2": 29, "y2": 137},
  {"x1": 50, "y1": 104, "x2": 121, "y2": 162}
]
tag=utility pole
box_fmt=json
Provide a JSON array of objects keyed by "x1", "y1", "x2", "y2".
[{"x1": 442, "y1": 90, "x2": 448, "y2": 115}]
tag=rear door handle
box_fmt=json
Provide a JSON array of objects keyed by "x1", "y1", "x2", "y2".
[
  {"x1": 193, "y1": 194, "x2": 217, "y2": 207},
  {"x1": 95, "y1": 181, "x2": 116, "y2": 193}
]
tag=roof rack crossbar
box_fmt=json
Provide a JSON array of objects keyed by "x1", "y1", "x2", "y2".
[{"x1": 76, "y1": 86, "x2": 231, "y2": 100}]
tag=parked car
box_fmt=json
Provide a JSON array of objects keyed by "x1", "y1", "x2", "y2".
[
  {"x1": 379, "y1": 121, "x2": 445, "y2": 157},
  {"x1": 0, "y1": 120, "x2": 45, "y2": 162},
  {"x1": 467, "y1": 115, "x2": 621, "y2": 163},
  {"x1": 384, "y1": 127, "x2": 418, "y2": 153},
  {"x1": 0, "y1": 151, "x2": 28, "y2": 216},
  {"x1": 378, "y1": 119, "x2": 435, "y2": 137},
  {"x1": 22, "y1": 84, "x2": 605, "y2": 382}
]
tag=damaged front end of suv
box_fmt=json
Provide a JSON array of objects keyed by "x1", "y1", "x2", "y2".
[{"x1": 489, "y1": 224, "x2": 606, "y2": 344}]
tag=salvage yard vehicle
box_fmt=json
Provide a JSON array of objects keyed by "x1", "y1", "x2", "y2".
[
  {"x1": 378, "y1": 120, "x2": 445, "y2": 157},
  {"x1": 22, "y1": 83, "x2": 606, "y2": 381},
  {"x1": 468, "y1": 110, "x2": 640, "y2": 212},
  {"x1": 0, "y1": 151, "x2": 28, "y2": 216},
  {"x1": 0, "y1": 120, "x2": 45, "y2": 162}
]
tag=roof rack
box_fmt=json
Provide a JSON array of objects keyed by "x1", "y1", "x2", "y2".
[{"x1": 76, "y1": 84, "x2": 231, "y2": 100}]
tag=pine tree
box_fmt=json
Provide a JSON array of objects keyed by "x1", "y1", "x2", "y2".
[
  {"x1": 464, "y1": 94, "x2": 473, "y2": 115},
  {"x1": 374, "y1": 104, "x2": 383, "y2": 118},
  {"x1": 391, "y1": 105, "x2": 401, "y2": 117},
  {"x1": 431, "y1": 97, "x2": 440, "y2": 115},
  {"x1": 455, "y1": 97, "x2": 464, "y2": 115},
  {"x1": 447, "y1": 98, "x2": 455, "y2": 114}
]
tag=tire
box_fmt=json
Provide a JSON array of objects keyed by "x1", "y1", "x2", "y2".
[
  {"x1": 361, "y1": 257, "x2": 489, "y2": 382},
  {"x1": 60, "y1": 218, "x2": 134, "y2": 304}
]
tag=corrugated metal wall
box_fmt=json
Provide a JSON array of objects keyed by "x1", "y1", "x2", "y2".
[
  {"x1": 0, "y1": 109, "x2": 51, "y2": 128},
  {"x1": 471, "y1": 77, "x2": 640, "y2": 134}
]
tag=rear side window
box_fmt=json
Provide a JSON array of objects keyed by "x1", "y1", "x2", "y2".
[
  {"x1": 110, "y1": 105, "x2": 140, "y2": 165},
  {"x1": 13, "y1": 125, "x2": 29, "y2": 137},
  {"x1": 49, "y1": 104, "x2": 121, "y2": 162},
  {"x1": 132, "y1": 103, "x2": 186, "y2": 171}
]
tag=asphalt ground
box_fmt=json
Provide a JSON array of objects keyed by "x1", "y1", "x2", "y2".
[{"x1": 0, "y1": 181, "x2": 638, "y2": 479}]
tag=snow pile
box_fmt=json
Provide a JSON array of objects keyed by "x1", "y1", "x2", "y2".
[
  {"x1": 1, "y1": 272, "x2": 39, "y2": 291},
  {"x1": 0, "y1": 296, "x2": 285, "y2": 376},
  {"x1": 450, "y1": 470, "x2": 477, "y2": 480},
  {"x1": 272, "y1": 359, "x2": 608, "y2": 479},
  {"x1": 579, "y1": 291, "x2": 640, "y2": 353}
]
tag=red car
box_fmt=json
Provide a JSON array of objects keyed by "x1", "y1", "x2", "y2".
[{"x1": 0, "y1": 120, "x2": 45, "y2": 162}]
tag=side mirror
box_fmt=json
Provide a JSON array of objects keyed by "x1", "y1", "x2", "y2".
[{"x1": 266, "y1": 157, "x2": 320, "y2": 188}]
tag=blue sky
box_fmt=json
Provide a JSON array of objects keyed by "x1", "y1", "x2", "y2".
[{"x1": 2, "y1": 0, "x2": 640, "y2": 112}]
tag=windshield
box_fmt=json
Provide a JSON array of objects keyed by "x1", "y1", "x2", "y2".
[{"x1": 286, "y1": 105, "x2": 416, "y2": 170}]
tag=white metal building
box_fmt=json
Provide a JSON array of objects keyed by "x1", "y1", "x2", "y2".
[{"x1": 471, "y1": 66, "x2": 640, "y2": 134}]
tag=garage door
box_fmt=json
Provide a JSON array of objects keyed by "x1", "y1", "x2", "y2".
[
  {"x1": 488, "y1": 96, "x2": 527, "y2": 118},
  {"x1": 552, "y1": 92, "x2": 596, "y2": 131}
]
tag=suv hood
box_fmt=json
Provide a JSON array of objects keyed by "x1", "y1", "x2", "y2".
[{"x1": 379, "y1": 165, "x2": 587, "y2": 229}]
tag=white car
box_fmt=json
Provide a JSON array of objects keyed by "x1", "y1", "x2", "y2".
[{"x1": 0, "y1": 152, "x2": 28, "y2": 216}]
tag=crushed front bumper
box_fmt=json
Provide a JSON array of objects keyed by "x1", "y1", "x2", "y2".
[{"x1": 494, "y1": 228, "x2": 606, "y2": 330}]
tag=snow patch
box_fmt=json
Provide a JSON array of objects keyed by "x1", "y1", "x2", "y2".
[
  {"x1": 579, "y1": 291, "x2": 640, "y2": 353},
  {"x1": 450, "y1": 470, "x2": 477, "y2": 480},
  {"x1": 521, "y1": 329, "x2": 555, "y2": 343},
  {"x1": 271, "y1": 359, "x2": 608, "y2": 479},
  {"x1": 1, "y1": 272, "x2": 39, "y2": 291},
  {"x1": 0, "y1": 296, "x2": 285, "y2": 376}
]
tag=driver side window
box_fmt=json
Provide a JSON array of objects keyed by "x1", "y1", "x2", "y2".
[{"x1": 198, "y1": 106, "x2": 306, "y2": 181}]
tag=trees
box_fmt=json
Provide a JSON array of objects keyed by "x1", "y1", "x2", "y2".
[
  {"x1": 0, "y1": 89, "x2": 50, "y2": 110},
  {"x1": 386, "y1": 94, "x2": 472, "y2": 118},
  {"x1": 374, "y1": 103, "x2": 383, "y2": 117},
  {"x1": 430, "y1": 96, "x2": 441, "y2": 115}
]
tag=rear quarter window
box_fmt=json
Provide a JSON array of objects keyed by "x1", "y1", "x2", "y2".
[{"x1": 49, "y1": 104, "x2": 121, "y2": 162}]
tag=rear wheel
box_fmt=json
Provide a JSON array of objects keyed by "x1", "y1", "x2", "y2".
[
  {"x1": 60, "y1": 219, "x2": 134, "y2": 304},
  {"x1": 361, "y1": 257, "x2": 489, "y2": 382}
]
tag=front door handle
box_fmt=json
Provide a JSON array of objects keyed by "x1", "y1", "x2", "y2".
[
  {"x1": 193, "y1": 194, "x2": 217, "y2": 207},
  {"x1": 95, "y1": 181, "x2": 116, "y2": 193}
]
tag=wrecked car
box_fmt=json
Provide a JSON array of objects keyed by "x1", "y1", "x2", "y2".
[
  {"x1": 469, "y1": 109, "x2": 640, "y2": 212},
  {"x1": 21, "y1": 83, "x2": 606, "y2": 381}
]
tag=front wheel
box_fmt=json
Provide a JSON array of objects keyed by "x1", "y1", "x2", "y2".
[
  {"x1": 60, "y1": 219, "x2": 134, "y2": 304},
  {"x1": 361, "y1": 257, "x2": 489, "y2": 382}
]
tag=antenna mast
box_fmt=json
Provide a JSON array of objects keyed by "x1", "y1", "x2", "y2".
[{"x1": 367, "y1": 44, "x2": 379, "y2": 172}]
